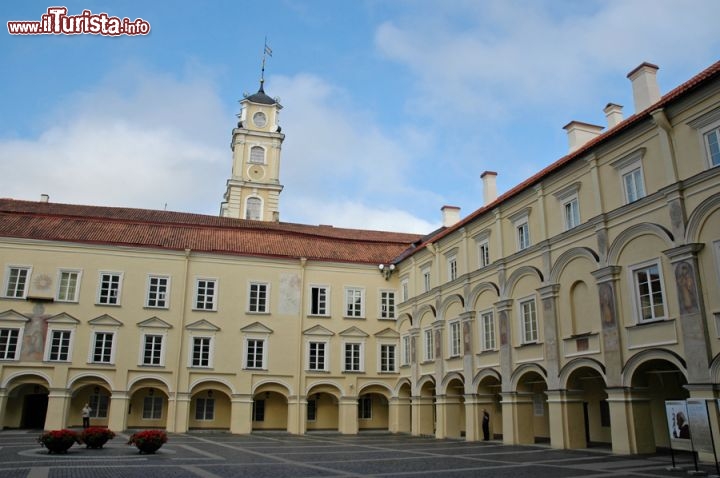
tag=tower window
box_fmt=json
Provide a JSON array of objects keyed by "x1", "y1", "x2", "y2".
[
  {"x1": 249, "y1": 146, "x2": 265, "y2": 164},
  {"x1": 246, "y1": 197, "x2": 262, "y2": 220}
]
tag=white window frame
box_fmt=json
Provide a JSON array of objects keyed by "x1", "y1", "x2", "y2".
[
  {"x1": 244, "y1": 337, "x2": 267, "y2": 370},
  {"x1": 401, "y1": 335, "x2": 411, "y2": 366},
  {"x1": 56, "y1": 269, "x2": 81, "y2": 302},
  {"x1": 249, "y1": 145, "x2": 266, "y2": 164},
  {"x1": 0, "y1": 327, "x2": 22, "y2": 360},
  {"x1": 140, "y1": 333, "x2": 166, "y2": 366},
  {"x1": 378, "y1": 343, "x2": 397, "y2": 373},
  {"x1": 344, "y1": 287, "x2": 365, "y2": 318},
  {"x1": 478, "y1": 240, "x2": 490, "y2": 268},
  {"x1": 563, "y1": 196, "x2": 581, "y2": 230},
  {"x1": 448, "y1": 321, "x2": 461, "y2": 357},
  {"x1": 421, "y1": 267, "x2": 431, "y2": 293},
  {"x1": 142, "y1": 395, "x2": 163, "y2": 420},
  {"x1": 146, "y1": 274, "x2": 170, "y2": 309},
  {"x1": 423, "y1": 328, "x2": 434, "y2": 361},
  {"x1": 400, "y1": 278, "x2": 409, "y2": 302},
  {"x1": 309, "y1": 285, "x2": 330, "y2": 316},
  {"x1": 611, "y1": 149, "x2": 646, "y2": 205},
  {"x1": 447, "y1": 255, "x2": 458, "y2": 282},
  {"x1": 629, "y1": 259, "x2": 667, "y2": 323},
  {"x1": 89, "y1": 330, "x2": 116, "y2": 364},
  {"x1": 88, "y1": 391, "x2": 109, "y2": 418},
  {"x1": 688, "y1": 107, "x2": 720, "y2": 169},
  {"x1": 379, "y1": 290, "x2": 396, "y2": 319},
  {"x1": 45, "y1": 328, "x2": 73, "y2": 362},
  {"x1": 307, "y1": 340, "x2": 329, "y2": 372},
  {"x1": 480, "y1": 310, "x2": 496, "y2": 351},
  {"x1": 517, "y1": 221, "x2": 530, "y2": 251},
  {"x1": 705, "y1": 125, "x2": 720, "y2": 167},
  {"x1": 245, "y1": 196, "x2": 263, "y2": 221},
  {"x1": 343, "y1": 341, "x2": 364, "y2": 372},
  {"x1": 96, "y1": 271, "x2": 123, "y2": 306},
  {"x1": 189, "y1": 335, "x2": 214, "y2": 368},
  {"x1": 358, "y1": 396, "x2": 372, "y2": 420},
  {"x1": 194, "y1": 278, "x2": 217, "y2": 311},
  {"x1": 248, "y1": 281, "x2": 270, "y2": 313},
  {"x1": 518, "y1": 296, "x2": 538, "y2": 344},
  {"x1": 195, "y1": 397, "x2": 215, "y2": 421},
  {"x1": 3, "y1": 265, "x2": 32, "y2": 299}
]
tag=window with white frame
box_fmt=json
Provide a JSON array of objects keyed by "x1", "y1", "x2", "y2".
[
  {"x1": 248, "y1": 282, "x2": 269, "y2": 313},
  {"x1": 91, "y1": 332, "x2": 114, "y2": 364},
  {"x1": 400, "y1": 278, "x2": 409, "y2": 302},
  {"x1": 631, "y1": 261, "x2": 666, "y2": 322},
  {"x1": 345, "y1": 287, "x2": 364, "y2": 318},
  {"x1": 57, "y1": 270, "x2": 81, "y2": 302},
  {"x1": 517, "y1": 221, "x2": 530, "y2": 250},
  {"x1": 704, "y1": 125, "x2": 720, "y2": 167},
  {"x1": 194, "y1": 279, "x2": 217, "y2": 310},
  {"x1": 563, "y1": 197, "x2": 580, "y2": 230},
  {"x1": 146, "y1": 275, "x2": 170, "y2": 308},
  {"x1": 142, "y1": 334, "x2": 164, "y2": 366},
  {"x1": 688, "y1": 108, "x2": 720, "y2": 168},
  {"x1": 307, "y1": 399, "x2": 317, "y2": 421},
  {"x1": 97, "y1": 272, "x2": 122, "y2": 305},
  {"x1": 344, "y1": 342, "x2": 363, "y2": 372},
  {"x1": 479, "y1": 240, "x2": 490, "y2": 268},
  {"x1": 611, "y1": 150, "x2": 646, "y2": 205},
  {"x1": 245, "y1": 197, "x2": 262, "y2": 220},
  {"x1": 4, "y1": 266, "x2": 31, "y2": 298},
  {"x1": 88, "y1": 391, "x2": 109, "y2": 418},
  {"x1": 0, "y1": 328, "x2": 21, "y2": 360},
  {"x1": 380, "y1": 291, "x2": 395, "y2": 319},
  {"x1": 191, "y1": 336, "x2": 212, "y2": 367},
  {"x1": 379, "y1": 344, "x2": 396, "y2": 372},
  {"x1": 245, "y1": 338, "x2": 266, "y2": 369},
  {"x1": 249, "y1": 145, "x2": 265, "y2": 164},
  {"x1": 401, "y1": 335, "x2": 411, "y2": 365},
  {"x1": 422, "y1": 267, "x2": 431, "y2": 293},
  {"x1": 142, "y1": 395, "x2": 163, "y2": 419},
  {"x1": 448, "y1": 255, "x2": 458, "y2": 281},
  {"x1": 449, "y1": 321, "x2": 461, "y2": 357},
  {"x1": 308, "y1": 341, "x2": 327, "y2": 371},
  {"x1": 358, "y1": 396, "x2": 372, "y2": 419},
  {"x1": 480, "y1": 310, "x2": 496, "y2": 351},
  {"x1": 253, "y1": 399, "x2": 265, "y2": 421},
  {"x1": 519, "y1": 297, "x2": 538, "y2": 343},
  {"x1": 423, "y1": 328, "x2": 434, "y2": 361},
  {"x1": 309, "y1": 286, "x2": 329, "y2": 316},
  {"x1": 195, "y1": 397, "x2": 215, "y2": 420},
  {"x1": 46, "y1": 329, "x2": 72, "y2": 361}
]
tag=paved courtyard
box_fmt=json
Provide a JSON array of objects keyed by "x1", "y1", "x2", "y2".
[{"x1": 0, "y1": 430, "x2": 716, "y2": 478}]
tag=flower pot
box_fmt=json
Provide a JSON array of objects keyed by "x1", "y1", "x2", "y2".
[
  {"x1": 84, "y1": 435, "x2": 110, "y2": 449},
  {"x1": 38, "y1": 429, "x2": 80, "y2": 454},
  {"x1": 127, "y1": 430, "x2": 168, "y2": 454},
  {"x1": 44, "y1": 439, "x2": 75, "y2": 454},
  {"x1": 135, "y1": 441, "x2": 163, "y2": 454},
  {"x1": 80, "y1": 427, "x2": 116, "y2": 449}
]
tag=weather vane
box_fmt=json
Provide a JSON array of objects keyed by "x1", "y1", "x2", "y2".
[{"x1": 260, "y1": 37, "x2": 272, "y2": 91}]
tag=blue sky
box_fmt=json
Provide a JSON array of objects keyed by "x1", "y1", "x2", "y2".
[{"x1": 1, "y1": 1, "x2": 719, "y2": 233}]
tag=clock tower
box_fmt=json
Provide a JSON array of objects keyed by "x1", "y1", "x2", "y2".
[{"x1": 220, "y1": 76, "x2": 285, "y2": 221}]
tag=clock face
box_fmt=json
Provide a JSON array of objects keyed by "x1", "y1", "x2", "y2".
[
  {"x1": 252, "y1": 112, "x2": 267, "y2": 128},
  {"x1": 248, "y1": 165, "x2": 265, "y2": 180}
]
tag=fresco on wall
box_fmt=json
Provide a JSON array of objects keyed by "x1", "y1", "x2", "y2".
[
  {"x1": 675, "y1": 261, "x2": 699, "y2": 315},
  {"x1": 20, "y1": 305, "x2": 49, "y2": 362},
  {"x1": 599, "y1": 283, "x2": 616, "y2": 328}
]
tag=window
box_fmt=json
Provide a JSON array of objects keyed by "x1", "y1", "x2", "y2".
[
  {"x1": 142, "y1": 334, "x2": 163, "y2": 366},
  {"x1": 248, "y1": 282, "x2": 269, "y2": 313},
  {"x1": 517, "y1": 221, "x2": 530, "y2": 250},
  {"x1": 481, "y1": 311, "x2": 495, "y2": 351},
  {"x1": 358, "y1": 396, "x2": 372, "y2": 419},
  {"x1": 249, "y1": 146, "x2": 265, "y2": 164},
  {"x1": 57, "y1": 270, "x2": 81, "y2": 302},
  {"x1": 47, "y1": 330, "x2": 71, "y2": 361},
  {"x1": 401, "y1": 335, "x2": 411, "y2": 366},
  {"x1": 310, "y1": 286, "x2": 328, "y2": 316},
  {"x1": 449, "y1": 321, "x2": 461, "y2": 357},
  {"x1": 632, "y1": 262, "x2": 666, "y2": 322},
  {"x1": 4, "y1": 266, "x2": 30, "y2": 298},
  {"x1": 0, "y1": 328, "x2": 20, "y2": 360},
  {"x1": 142, "y1": 396, "x2": 163, "y2": 419},
  {"x1": 97, "y1": 272, "x2": 122, "y2": 305},
  {"x1": 380, "y1": 344, "x2": 396, "y2": 372},
  {"x1": 246, "y1": 338, "x2": 265, "y2": 369},
  {"x1": 89, "y1": 392, "x2": 109, "y2": 418},
  {"x1": 479, "y1": 241, "x2": 490, "y2": 268},
  {"x1": 623, "y1": 167, "x2": 645, "y2": 203},
  {"x1": 146, "y1": 275, "x2": 169, "y2": 308},
  {"x1": 246, "y1": 197, "x2": 262, "y2": 220},
  {"x1": 448, "y1": 256, "x2": 458, "y2": 281},
  {"x1": 308, "y1": 341, "x2": 327, "y2": 371},
  {"x1": 400, "y1": 279, "x2": 409, "y2": 302},
  {"x1": 307, "y1": 399, "x2": 317, "y2": 421},
  {"x1": 422, "y1": 268, "x2": 431, "y2": 293},
  {"x1": 191, "y1": 337, "x2": 212, "y2": 367},
  {"x1": 195, "y1": 397, "x2": 215, "y2": 420},
  {"x1": 380, "y1": 291, "x2": 395, "y2": 319},
  {"x1": 345, "y1": 288, "x2": 364, "y2": 318},
  {"x1": 253, "y1": 399, "x2": 265, "y2": 421},
  {"x1": 520, "y1": 298, "x2": 538, "y2": 343},
  {"x1": 195, "y1": 279, "x2": 217, "y2": 310},
  {"x1": 563, "y1": 197, "x2": 580, "y2": 230},
  {"x1": 704, "y1": 126, "x2": 720, "y2": 166},
  {"x1": 344, "y1": 342, "x2": 362, "y2": 372},
  {"x1": 92, "y1": 332, "x2": 114, "y2": 363},
  {"x1": 423, "y1": 328, "x2": 434, "y2": 361}
]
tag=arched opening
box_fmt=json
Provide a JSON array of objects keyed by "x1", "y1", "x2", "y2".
[
  {"x1": 127, "y1": 385, "x2": 169, "y2": 429},
  {"x1": 306, "y1": 386, "x2": 340, "y2": 431},
  {"x1": 515, "y1": 371, "x2": 549, "y2": 444},
  {"x1": 251, "y1": 390, "x2": 287, "y2": 431},
  {"x1": 417, "y1": 379, "x2": 436, "y2": 436},
  {"x1": 4, "y1": 377, "x2": 49, "y2": 429},
  {"x1": 442, "y1": 377, "x2": 465, "y2": 439},
  {"x1": 189, "y1": 387, "x2": 232, "y2": 431},
  {"x1": 357, "y1": 391, "x2": 389, "y2": 431},
  {"x1": 395, "y1": 382, "x2": 412, "y2": 434},
  {"x1": 69, "y1": 379, "x2": 112, "y2": 429},
  {"x1": 565, "y1": 366, "x2": 609, "y2": 449},
  {"x1": 476, "y1": 374, "x2": 502, "y2": 440}
]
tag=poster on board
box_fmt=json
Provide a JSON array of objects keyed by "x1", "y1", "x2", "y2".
[
  {"x1": 665, "y1": 400, "x2": 692, "y2": 451},
  {"x1": 686, "y1": 399, "x2": 712, "y2": 454}
]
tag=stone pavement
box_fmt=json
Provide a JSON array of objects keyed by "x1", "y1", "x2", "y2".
[{"x1": 0, "y1": 429, "x2": 717, "y2": 477}]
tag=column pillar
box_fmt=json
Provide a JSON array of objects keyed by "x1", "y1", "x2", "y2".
[
  {"x1": 591, "y1": 266, "x2": 623, "y2": 387},
  {"x1": 338, "y1": 397, "x2": 358, "y2": 435},
  {"x1": 501, "y1": 391, "x2": 534, "y2": 445},
  {"x1": 0, "y1": 388, "x2": 8, "y2": 430},
  {"x1": 538, "y1": 284, "x2": 561, "y2": 389},
  {"x1": 44, "y1": 388, "x2": 71, "y2": 430},
  {"x1": 434, "y1": 394, "x2": 448, "y2": 439},
  {"x1": 169, "y1": 392, "x2": 190, "y2": 433},
  {"x1": 606, "y1": 387, "x2": 654, "y2": 454},
  {"x1": 286, "y1": 395, "x2": 306, "y2": 435},
  {"x1": 389, "y1": 396, "x2": 411, "y2": 434},
  {"x1": 546, "y1": 389, "x2": 585, "y2": 449},
  {"x1": 230, "y1": 394, "x2": 252, "y2": 434},
  {"x1": 107, "y1": 391, "x2": 129, "y2": 432},
  {"x1": 412, "y1": 395, "x2": 435, "y2": 436},
  {"x1": 464, "y1": 394, "x2": 481, "y2": 441}
]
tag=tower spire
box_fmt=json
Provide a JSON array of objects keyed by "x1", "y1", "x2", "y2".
[{"x1": 260, "y1": 37, "x2": 272, "y2": 93}]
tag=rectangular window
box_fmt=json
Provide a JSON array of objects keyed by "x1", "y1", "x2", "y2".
[
  {"x1": 481, "y1": 311, "x2": 495, "y2": 351},
  {"x1": 422, "y1": 268, "x2": 431, "y2": 293},
  {"x1": 533, "y1": 393, "x2": 544, "y2": 417},
  {"x1": 623, "y1": 167, "x2": 645, "y2": 203},
  {"x1": 448, "y1": 256, "x2": 457, "y2": 281},
  {"x1": 344, "y1": 342, "x2": 362, "y2": 372},
  {"x1": 479, "y1": 241, "x2": 490, "y2": 268},
  {"x1": 310, "y1": 286, "x2": 328, "y2": 315},
  {"x1": 195, "y1": 279, "x2": 217, "y2": 310},
  {"x1": 308, "y1": 341, "x2": 326, "y2": 371},
  {"x1": 246, "y1": 339, "x2": 265, "y2": 369},
  {"x1": 195, "y1": 398, "x2": 215, "y2": 420},
  {"x1": 401, "y1": 279, "x2": 409, "y2": 302},
  {"x1": 358, "y1": 396, "x2": 372, "y2": 419},
  {"x1": 633, "y1": 263, "x2": 666, "y2": 321},
  {"x1": 142, "y1": 334, "x2": 163, "y2": 366},
  {"x1": 191, "y1": 337, "x2": 211, "y2": 367},
  {"x1": 249, "y1": 282, "x2": 269, "y2": 313},
  {"x1": 705, "y1": 126, "x2": 720, "y2": 167},
  {"x1": 252, "y1": 399, "x2": 265, "y2": 421},
  {"x1": 48, "y1": 330, "x2": 71, "y2": 361},
  {"x1": 57, "y1": 270, "x2": 80, "y2": 302},
  {"x1": 307, "y1": 399, "x2": 317, "y2": 421},
  {"x1": 0, "y1": 328, "x2": 20, "y2": 360},
  {"x1": 599, "y1": 399, "x2": 611, "y2": 427},
  {"x1": 92, "y1": 332, "x2": 114, "y2": 363},
  {"x1": 97, "y1": 272, "x2": 121, "y2": 305},
  {"x1": 424, "y1": 328, "x2": 434, "y2": 361},
  {"x1": 402, "y1": 335, "x2": 411, "y2": 366},
  {"x1": 380, "y1": 344, "x2": 396, "y2": 372},
  {"x1": 449, "y1": 321, "x2": 461, "y2": 357},
  {"x1": 142, "y1": 396, "x2": 163, "y2": 419},
  {"x1": 520, "y1": 298, "x2": 538, "y2": 343},
  {"x1": 563, "y1": 198, "x2": 580, "y2": 230},
  {"x1": 89, "y1": 392, "x2": 109, "y2": 418},
  {"x1": 517, "y1": 222, "x2": 530, "y2": 250},
  {"x1": 4, "y1": 266, "x2": 30, "y2": 298},
  {"x1": 380, "y1": 291, "x2": 395, "y2": 319},
  {"x1": 147, "y1": 275, "x2": 169, "y2": 308},
  {"x1": 345, "y1": 288, "x2": 364, "y2": 318}
]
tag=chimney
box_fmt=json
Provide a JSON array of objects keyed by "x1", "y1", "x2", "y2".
[
  {"x1": 603, "y1": 103, "x2": 624, "y2": 128},
  {"x1": 563, "y1": 121, "x2": 604, "y2": 153},
  {"x1": 441, "y1": 205, "x2": 461, "y2": 228},
  {"x1": 40, "y1": 194, "x2": 49, "y2": 203},
  {"x1": 627, "y1": 62, "x2": 660, "y2": 113},
  {"x1": 481, "y1": 171, "x2": 498, "y2": 205}
]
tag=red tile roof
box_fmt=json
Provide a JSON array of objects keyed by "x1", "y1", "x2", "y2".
[{"x1": 0, "y1": 199, "x2": 422, "y2": 265}]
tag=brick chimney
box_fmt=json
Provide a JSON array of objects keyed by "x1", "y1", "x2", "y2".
[
  {"x1": 603, "y1": 103, "x2": 624, "y2": 129},
  {"x1": 563, "y1": 121, "x2": 604, "y2": 153},
  {"x1": 441, "y1": 205, "x2": 461, "y2": 227},
  {"x1": 627, "y1": 62, "x2": 660, "y2": 113},
  {"x1": 481, "y1": 171, "x2": 497, "y2": 205}
]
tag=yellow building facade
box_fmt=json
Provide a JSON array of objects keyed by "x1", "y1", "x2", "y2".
[{"x1": 1, "y1": 60, "x2": 720, "y2": 456}]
